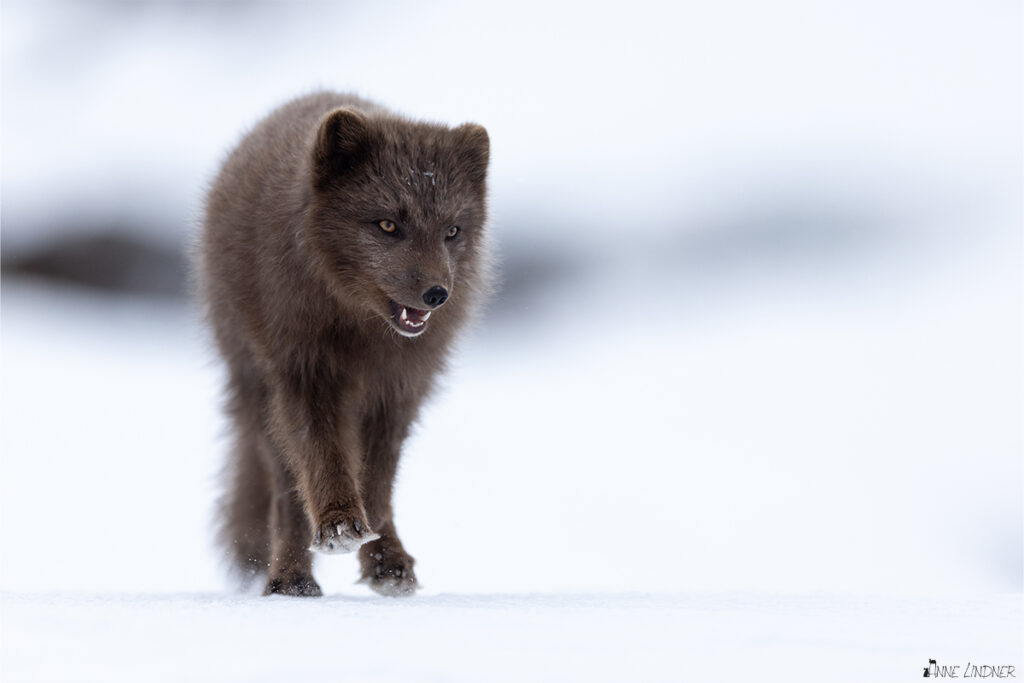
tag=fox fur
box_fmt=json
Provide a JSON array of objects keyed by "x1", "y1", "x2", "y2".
[{"x1": 197, "y1": 91, "x2": 491, "y2": 596}]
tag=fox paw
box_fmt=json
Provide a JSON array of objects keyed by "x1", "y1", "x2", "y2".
[
  {"x1": 263, "y1": 573, "x2": 322, "y2": 597},
  {"x1": 311, "y1": 513, "x2": 379, "y2": 555},
  {"x1": 359, "y1": 541, "x2": 418, "y2": 597}
]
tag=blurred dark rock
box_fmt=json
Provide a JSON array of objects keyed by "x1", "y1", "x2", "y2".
[
  {"x1": 2, "y1": 233, "x2": 188, "y2": 298},
  {"x1": 491, "y1": 238, "x2": 584, "y2": 310}
]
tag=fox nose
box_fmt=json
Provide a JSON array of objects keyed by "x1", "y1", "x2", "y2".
[{"x1": 422, "y1": 285, "x2": 449, "y2": 308}]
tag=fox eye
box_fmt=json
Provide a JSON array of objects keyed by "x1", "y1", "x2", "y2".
[
  {"x1": 378, "y1": 219, "x2": 397, "y2": 234},
  {"x1": 446, "y1": 225, "x2": 460, "y2": 239}
]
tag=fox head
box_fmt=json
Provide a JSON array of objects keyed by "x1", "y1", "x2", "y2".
[{"x1": 303, "y1": 107, "x2": 491, "y2": 338}]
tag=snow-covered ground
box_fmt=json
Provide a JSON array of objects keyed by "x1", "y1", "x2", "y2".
[
  {"x1": 2, "y1": 216, "x2": 1020, "y2": 679},
  {"x1": 2, "y1": 591, "x2": 1018, "y2": 683}
]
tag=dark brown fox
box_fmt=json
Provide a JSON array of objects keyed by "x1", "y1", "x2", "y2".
[{"x1": 198, "y1": 92, "x2": 491, "y2": 597}]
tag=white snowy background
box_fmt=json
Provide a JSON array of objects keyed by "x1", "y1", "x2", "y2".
[{"x1": 1, "y1": 1, "x2": 1021, "y2": 681}]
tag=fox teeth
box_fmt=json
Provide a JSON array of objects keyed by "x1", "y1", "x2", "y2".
[{"x1": 398, "y1": 307, "x2": 429, "y2": 327}]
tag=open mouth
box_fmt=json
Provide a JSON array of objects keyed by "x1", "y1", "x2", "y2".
[{"x1": 388, "y1": 300, "x2": 432, "y2": 337}]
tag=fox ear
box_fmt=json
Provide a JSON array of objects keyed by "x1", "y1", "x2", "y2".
[
  {"x1": 452, "y1": 123, "x2": 490, "y2": 186},
  {"x1": 313, "y1": 107, "x2": 370, "y2": 190}
]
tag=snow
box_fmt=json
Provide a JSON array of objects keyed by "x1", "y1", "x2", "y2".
[
  {"x1": 1, "y1": 218, "x2": 1020, "y2": 678},
  {"x1": 2, "y1": 591, "x2": 1018, "y2": 683}
]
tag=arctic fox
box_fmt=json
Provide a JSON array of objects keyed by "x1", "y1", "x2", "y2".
[{"x1": 198, "y1": 92, "x2": 491, "y2": 596}]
